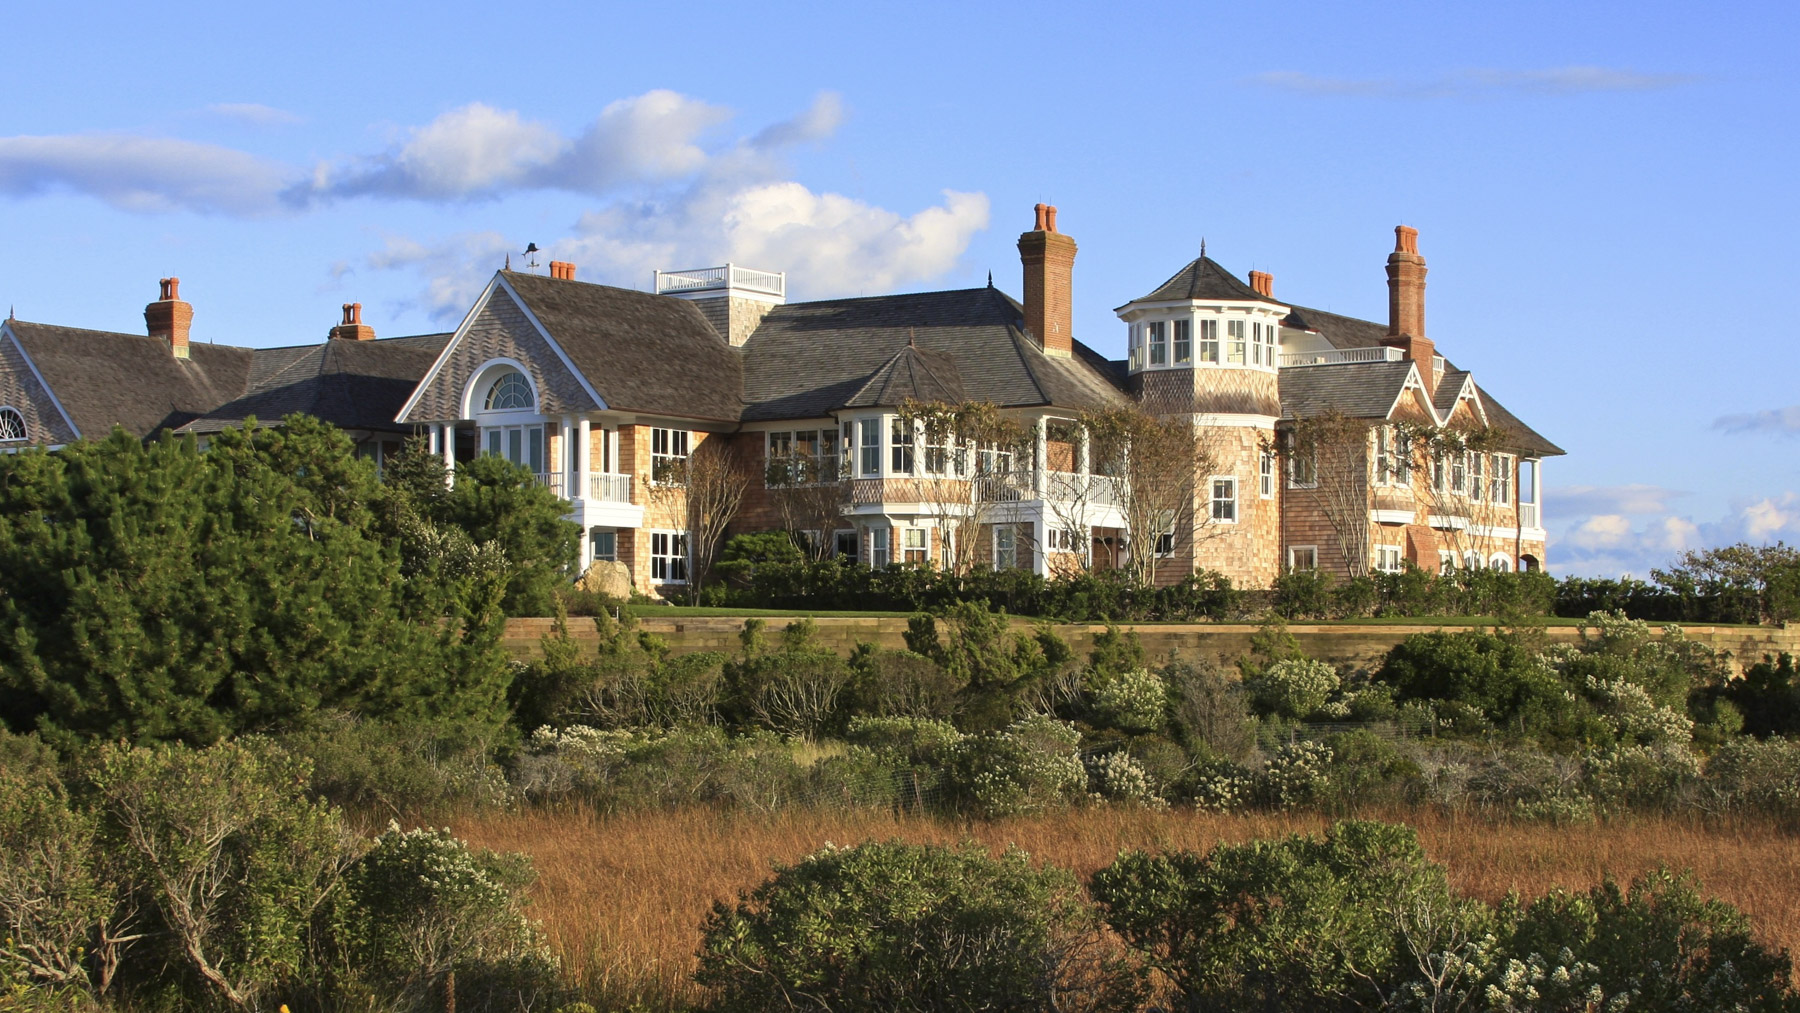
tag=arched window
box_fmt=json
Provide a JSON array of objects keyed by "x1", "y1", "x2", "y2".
[
  {"x1": 1489, "y1": 554, "x2": 1513, "y2": 572},
  {"x1": 0, "y1": 407, "x2": 25, "y2": 442},
  {"x1": 483, "y1": 372, "x2": 533, "y2": 411}
]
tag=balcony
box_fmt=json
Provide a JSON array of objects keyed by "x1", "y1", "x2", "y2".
[
  {"x1": 533, "y1": 471, "x2": 635, "y2": 504},
  {"x1": 1280, "y1": 347, "x2": 1404, "y2": 367},
  {"x1": 852, "y1": 469, "x2": 1125, "y2": 508}
]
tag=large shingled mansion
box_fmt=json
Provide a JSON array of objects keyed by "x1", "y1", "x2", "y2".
[{"x1": 0, "y1": 206, "x2": 1560, "y2": 594}]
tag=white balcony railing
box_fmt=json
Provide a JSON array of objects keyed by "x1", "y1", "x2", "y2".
[
  {"x1": 654, "y1": 263, "x2": 786, "y2": 299},
  {"x1": 590, "y1": 472, "x2": 633, "y2": 503},
  {"x1": 1518, "y1": 502, "x2": 1539, "y2": 528},
  {"x1": 1280, "y1": 346, "x2": 1404, "y2": 367}
]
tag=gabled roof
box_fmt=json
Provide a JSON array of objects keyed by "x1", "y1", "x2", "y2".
[
  {"x1": 843, "y1": 342, "x2": 966, "y2": 408},
  {"x1": 1278, "y1": 360, "x2": 1417, "y2": 420},
  {"x1": 1476, "y1": 386, "x2": 1565, "y2": 457},
  {"x1": 180, "y1": 333, "x2": 450, "y2": 435},
  {"x1": 500, "y1": 271, "x2": 744, "y2": 422},
  {"x1": 1433, "y1": 369, "x2": 1473, "y2": 416},
  {"x1": 1127, "y1": 256, "x2": 1284, "y2": 307},
  {"x1": 7, "y1": 321, "x2": 253, "y2": 439},
  {"x1": 739, "y1": 286, "x2": 1128, "y2": 421}
]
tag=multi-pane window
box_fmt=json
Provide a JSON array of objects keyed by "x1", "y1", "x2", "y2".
[
  {"x1": 1198, "y1": 319, "x2": 1220, "y2": 363},
  {"x1": 938, "y1": 529, "x2": 956, "y2": 568},
  {"x1": 1449, "y1": 452, "x2": 1467, "y2": 496},
  {"x1": 590, "y1": 530, "x2": 617, "y2": 562},
  {"x1": 923, "y1": 425, "x2": 949, "y2": 475},
  {"x1": 1226, "y1": 320, "x2": 1246, "y2": 364},
  {"x1": 1490, "y1": 554, "x2": 1513, "y2": 572},
  {"x1": 1375, "y1": 426, "x2": 1410, "y2": 486},
  {"x1": 1173, "y1": 320, "x2": 1192, "y2": 363},
  {"x1": 484, "y1": 424, "x2": 545, "y2": 475},
  {"x1": 651, "y1": 428, "x2": 690, "y2": 483},
  {"x1": 1148, "y1": 320, "x2": 1167, "y2": 366},
  {"x1": 0, "y1": 407, "x2": 28, "y2": 442},
  {"x1": 1251, "y1": 322, "x2": 1275, "y2": 366},
  {"x1": 483, "y1": 372, "x2": 533, "y2": 411},
  {"x1": 890, "y1": 418, "x2": 915, "y2": 474},
  {"x1": 902, "y1": 527, "x2": 928, "y2": 563},
  {"x1": 1469, "y1": 452, "x2": 1486, "y2": 501},
  {"x1": 870, "y1": 527, "x2": 891, "y2": 567},
  {"x1": 834, "y1": 530, "x2": 859, "y2": 563},
  {"x1": 1288, "y1": 444, "x2": 1317, "y2": 489},
  {"x1": 993, "y1": 525, "x2": 1017, "y2": 570},
  {"x1": 1288, "y1": 546, "x2": 1318, "y2": 571},
  {"x1": 1492, "y1": 454, "x2": 1514, "y2": 505},
  {"x1": 1128, "y1": 326, "x2": 1143, "y2": 371},
  {"x1": 1211, "y1": 476, "x2": 1238, "y2": 523},
  {"x1": 650, "y1": 530, "x2": 688, "y2": 583},
  {"x1": 859, "y1": 418, "x2": 881, "y2": 476},
  {"x1": 1374, "y1": 544, "x2": 1404, "y2": 573},
  {"x1": 1259, "y1": 451, "x2": 1275, "y2": 499},
  {"x1": 766, "y1": 428, "x2": 841, "y2": 485}
]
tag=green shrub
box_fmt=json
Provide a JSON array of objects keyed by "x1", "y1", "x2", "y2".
[
  {"x1": 1091, "y1": 668, "x2": 1168, "y2": 734},
  {"x1": 845, "y1": 646, "x2": 962, "y2": 721},
  {"x1": 1244, "y1": 657, "x2": 1340, "y2": 720},
  {"x1": 696, "y1": 840, "x2": 1136, "y2": 1013},
  {"x1": 1701, "y1": 736, "x2": 1800, "y2": 824},
  {"x1": 1162, "y1": 659, "x2": 1257, "y2": 763},
  {"x1": 1270, "y1": 568, "x2": 1336, "y2": 620},
  {"x1": 0, "y1": 779, "x2": 112, "y2": 997},
  {"x1": 946, "y1": 716, "x2": 1087, "y2": 819}
]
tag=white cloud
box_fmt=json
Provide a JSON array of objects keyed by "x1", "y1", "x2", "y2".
[
  {"x1": 1550, "y1": 483, "x2": 1689, "y2": 519},
  {"x1": 1550, "y1": 488, "x2": 1800, "y2": 577},
  {"x1": 1566, "y1": 514, "x2": 1633, "y2": 551},
  {"x1": 1249, "y1": 66, "x2": 1695, "y2": 99},
  {"x1": 205, "y1": 102, "x2": 304, "y2": 127},
  {"x1": 1713, "y1": 404, "x2": 1800, "y2": 436},
  {"x1": 366, "y1": 230, "x2": 515, "y2": 319},
  {"x1": 565, "y1": 182, "x2": 990, "y2": 300},
  {"x1": 0, "y1": 133, "x2": 290, "y2": 215},
  {"x1": 751, "y1": 92, "x2": 846, "y2": 149}
]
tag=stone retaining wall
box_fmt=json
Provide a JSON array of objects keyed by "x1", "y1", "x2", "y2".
[{"x1": 502, "y1": 616, "x2": 1800, "y2": 676}]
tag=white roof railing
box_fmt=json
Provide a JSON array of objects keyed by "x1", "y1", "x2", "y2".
[
  {"x1": 654, "y1": 263, "x2": 786, "y2": 299},
  {"x1": 1279, "y1": 346, "x2": 1405, "y2": 367}
]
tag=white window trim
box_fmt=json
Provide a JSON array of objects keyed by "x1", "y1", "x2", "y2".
[
  {"x1": 1375, "y1": 544, "x2": 1405, "y2": 574},
  {"x1": 1438, "y1": 549, "x2": 1457, "y2": 575},
  {"x1": 649, "y1": 529, "x2": 690, "y2": 584},
  {"x1": 650, "y1": 427, "x2": 691, "y2": 485},
  {"x1": 1287, "y1": 545, "x2": 1318, "y2": 571},
  {"x1": 1489, "y1": 553, "x2": 1513, "y2": 572},
  {"x1": 1210, "y1": 475, "x2": 1238, "y2": 524},
  {"x1": 870, "y1": 526, "x2": 891, "y2": 567},
  {"x1": 1492, "y1": 453, "x2": 1515, "y2": 505},
  {"x1": 992, "y1": 523, "x2": 1018, "y2": 570},
  {"x1": 1259, "y1": 451, "x2": 1275, "y2": 499},
  {"x1": 0, "y1": 406, "x2": 26, "y2": 442}
]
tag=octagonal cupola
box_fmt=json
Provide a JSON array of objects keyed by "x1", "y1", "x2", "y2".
[{"x1": 1115, "y1": 253, "x2": 1290, "y2": 376}]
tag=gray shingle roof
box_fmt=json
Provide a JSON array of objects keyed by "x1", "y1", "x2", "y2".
[
  {"x1": 1476, "y1": 386, "x2": 1565, "y2": 457},
  {"x1": 740, "y1": 286, "x2": 1128, "y2": 421},
  {"x1": 1281, "y1": 304, "x2": 1391, "y2": 349},
  {"x1": 7, "y1": 321, "x2": 253, "y2": 439},
  {"x1": 843, "y1": 343, "x2": 967, "y2": 408},
  {"x1": 1279, "y1": 360, "x2": 1416, "y2": 419},
  {"x1": 1129, "y1": 256, "x2": 1284, "y2": 307},
  {"x1": 1433, "y1": 369, "x2": 1471, "y2": 416},
  {"x1": 180, "y1": 333, "x2": 450, "y2": 435},
  {"x1": 500, "y1": 271, "x2": 744, "y2": 422}
]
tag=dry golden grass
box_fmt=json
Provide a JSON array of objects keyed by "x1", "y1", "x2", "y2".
[{"x1": 450, "y1": 806, "x2": 1800, "y2": 1010}]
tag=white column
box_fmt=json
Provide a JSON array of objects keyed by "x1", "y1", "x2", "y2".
[
  {"x1": 427, "y1": 426, "x2": 439, "y2": 456},
  {"x1": 560, "y1": 414, "x2": 575, "y2": 498},
  {"x1": 577, "y1": 417, "x2": 593, "y2": 495},
  {"x1": 1033, "y1": 416, "x2": 1048, "y2": 499},
  {"x1": 1078, "y1": 425, "x2": 1090, "y2": 475},
  {"x1": 441, "y1": 423, "x2": 455, "y2": 486}
]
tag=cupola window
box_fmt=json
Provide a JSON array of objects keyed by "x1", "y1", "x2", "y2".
[
  {"x1": 1173, "y1": 320, "x2": 1192, "y2": 363},
  {"x1": 1227, "y1": 320, "x2": 1246, "y2": 364},
  {"x1": 1198, "y1": 320, "x2": 1219, "y2": 363},
  {"x1": 1148, "y1": 321, "x2": 1167, "y2": 366}
]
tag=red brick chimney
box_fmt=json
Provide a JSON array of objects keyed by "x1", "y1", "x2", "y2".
[
  {"x1": 1017, "y1": 203, "x2": 1076, "y2": 358},
  {"x1": 1248, "y1": 270, "x2": 1274, "y2": 297},
  {"x1": 144, "y1": 277, "x2": 194, "y2": 359},
  {"x1": 1383, "y1": 226, "x2": 1436, "y2": 395},
  {"x1": 329, "y1": 303, "x2": 377, "y2": 341},
  {"x1": 548, "y1": 260, "x2": 577, "y2": 281}
]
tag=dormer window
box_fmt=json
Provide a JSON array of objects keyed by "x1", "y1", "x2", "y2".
[
  {"x1": 0, "y1": 407, "x2": 24, "y2": 442},
  {"x1": 484, "y1": 372, "x2": 533, "y2": 411}
]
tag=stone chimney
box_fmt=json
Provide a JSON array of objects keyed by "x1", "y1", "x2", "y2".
[
  {"x1": 329, "y1": 303, "x2": 377, "y2": 341},
  {"x1": 548, "y1": 260, "x2": 577, "y2": 281},
  {"x1": 1383, "y1": 226, "x2": 1436, "y2": 395},
  {"x1": 144, "y1": 277, "x2": 194, "y2": 359},
  {"x1": 1017, "y1": 203, "x2": 1076, "y2": 358},
  {"x1": 1248, "y1": 270, "x2": 1274, "y2": 297}
]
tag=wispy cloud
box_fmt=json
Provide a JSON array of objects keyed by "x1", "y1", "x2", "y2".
[
  {"x1": 205, "y1": 102, "x2": 304, "y2": 127},
  {"x1": 0, "y1": 134, "x2": 290, "y2": 214},
  {"x1": 1250, "y1": 66, "x2": 1696, "y2": 99},
  {"x1": 1549, "y1": 485, "x2": 1800, "y2": 578},
  {"x1": 1713, "y1": 404, "x2": 1800, "y2": 436}
]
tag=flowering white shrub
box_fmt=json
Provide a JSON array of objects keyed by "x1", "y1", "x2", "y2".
[
  {"x1": 1482, "y1": 949, "x2": 1626, "y2": 1012},
  {"x1": 1584, "y1": 675, "x2": 1694, "y2": 745},
  {"x1": 1244, "y1": 657, "x2": 1340, "y2": 719},
  {"x1": 957, "y1": 717, "x2": 1087, "y2": 819},
  {"x1": 1093, "y1": 668, "x2": 1168, "y2": 734},
  {"x1": 1258, "y1": 740, "x2": 1334, "y2": 810},
  {"x1": 1192, "y1": 761, "x2": 1254, "y2": 813},
  {"x1": 1086, "y1": 751, "x2": 1168, "y2": 809},
  {"x1": 1584, "y1": 743, "x2": 1701, "y2": 813},
  {"x1": 1703, "y1": 737, "x2": 1800, "y2": 821}
]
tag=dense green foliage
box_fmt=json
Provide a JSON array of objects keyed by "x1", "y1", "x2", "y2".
[
  {"x1": 0, "y1": 421, "x2": 514, "y2": 749},
  {"x1": 696, "y1": 840, "x2": 1135, "y2": 1013}
]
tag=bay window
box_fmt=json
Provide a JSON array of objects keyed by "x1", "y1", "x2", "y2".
[{"x1": 1173, "y1": 319, "x2": 1192, "y2": 363}]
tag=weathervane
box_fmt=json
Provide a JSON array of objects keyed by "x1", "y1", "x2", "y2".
[{"x1": 523, "y1": 243, "x2": 541, "y2": 271}]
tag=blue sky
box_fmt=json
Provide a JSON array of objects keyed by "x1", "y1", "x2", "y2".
[{"x1": 4, "y1": 0, "x2": 1797, "y2": 577}]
